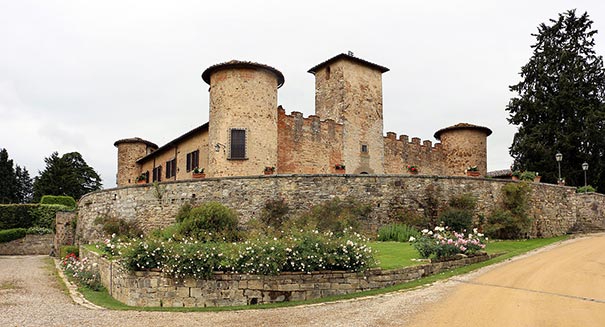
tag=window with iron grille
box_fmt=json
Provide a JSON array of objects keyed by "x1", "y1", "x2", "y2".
[
  {"x1": 166, "y1": 158, "x2": 176, "y2": 179},
  {"x1": 152, "y1": 165, "x2": 162, "y2": 182},
  {"x1": 186, "y1": 150, "x2": 199, "y2": 172},
  {"x1": 229, "y1": 128, "x2": 247, "y2": 160}
]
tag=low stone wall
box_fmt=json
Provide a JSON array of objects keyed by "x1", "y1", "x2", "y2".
[
  {"x1": 81, "y1": 247, "x2": 492, "y2": 307},
  {"x1": 0, "y1": 234, "x2": 54, "y2": 255},
  {"x1": 76, "y1": 175, "x2": 604, "y2": 244}
]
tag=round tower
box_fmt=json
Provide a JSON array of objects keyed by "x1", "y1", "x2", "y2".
[
  {"x1": 202, "y1": 60, "x2": 284, "y2": 177},
  {"x1": 114, "y1": 138, "x2": 158, "y2": 187},
  {"x1": 434, "y1": 123, "x2": 492, "y2": 177}
]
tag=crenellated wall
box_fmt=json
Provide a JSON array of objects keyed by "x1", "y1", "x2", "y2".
[
  {"x1": 384, "y1": 132, "x2": 445, "y2": 175},
  {"x1": 277, "y1": 107, "x2": 344, "y2": 174},
  {"x1": 76, "y1": 175, "x2": 604, "y2": 245}
]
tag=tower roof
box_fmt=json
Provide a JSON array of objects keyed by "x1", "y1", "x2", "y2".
[
  {"x1": 307, "y1": 53, "x2": 390, "y2": 74},
  {"x1": 201, "y1": 60, "x2": 285, "y2": 88},
  {"x1": 113, "y1": 137, "x2": 158, "y2": 149},
  {"x1": 434, "y1": 123, "x2": 493, "y2": 140}
]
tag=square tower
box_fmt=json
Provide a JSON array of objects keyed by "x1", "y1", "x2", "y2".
[{"x1": 308, "y1": 53, "x2": 389, "y2": 174}]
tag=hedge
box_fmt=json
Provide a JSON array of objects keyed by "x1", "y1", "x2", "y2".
[
  {"x1": 0, "y1": 228, "x2": 27, "y2": 243},
  {"x1": 40, "y1": 195, "x2": 77, "y2": 208},
  {"x1": 0, "y1": 204, "x2": 71, "y2": 230}
]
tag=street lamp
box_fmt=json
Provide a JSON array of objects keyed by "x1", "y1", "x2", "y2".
[
  {"x1": 555, "y1": 152, "x2": 563, "y2": 183},
  {"x1": 582, "y1": 162, "x2": 589, "y2": 188}
]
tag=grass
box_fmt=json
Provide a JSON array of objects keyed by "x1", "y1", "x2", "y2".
[
  {"x1": 43, "y1": 257, "x2": 71, "y2": 298},
  {"x1": 370, "y1": 241, "x2": 423, "y2": 269},
  {"x1": 73, "y1": 235, "x2": 568, "y2": 311}
]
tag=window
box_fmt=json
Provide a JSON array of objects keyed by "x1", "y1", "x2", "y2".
[
  {"x1": 326, "y1": 66, "x2": 331, "y2": 80},
  {"x1": 229, "y1": 128, "x2": 247, "y2": 159},
  {"x1": 152, "y1": 165, "x2": 162, "y2": 182},
  {"x1": 186, "y1": 150, "x2": 199, "y2": 172},
  {"x1": 166, "y1": 158, "x2": 176, "y2": 179},
  {"x1": 361, "y1": 144, "x2": 368, "y2": 153}
]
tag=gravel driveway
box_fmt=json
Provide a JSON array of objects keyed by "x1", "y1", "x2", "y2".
[{"x1": 0, "y1": 236, "x2": 596, "y2": 327}]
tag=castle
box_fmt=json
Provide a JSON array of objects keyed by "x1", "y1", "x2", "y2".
[{"x1": 114, "y1": 53, "x2": 492, "y2": 186}]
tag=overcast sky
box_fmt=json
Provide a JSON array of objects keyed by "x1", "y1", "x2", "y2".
[{"x1": 1, "y1": 0, "x2": 604, "y2": 188}]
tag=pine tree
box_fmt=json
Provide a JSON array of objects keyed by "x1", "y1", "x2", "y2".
[
  {"x1": 507, "y1": 10, "x2": 605, "y2": 190},
  {"x1": 0, "y1": 148, "x2": 18, "y2": 203},
  {"x1": 15, "y1": 166, "x2": 33, "y2": 203},
  {"x1": 33, "y1": 152, "x2": 102, "y2": 201}
]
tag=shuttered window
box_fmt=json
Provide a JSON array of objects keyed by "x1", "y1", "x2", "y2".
[
  {"x1": 229, "y1": 128, "x2": 247, "y2": 160},
  {"x1": 152, "y1": 165, "x2": 162, "y2": 182},
  {"x1": 166, "y1": 159, "x2": 176, "y2": 179},
  {"x1": 186, "y1": 150, "x2": 199, "y2": 172}
]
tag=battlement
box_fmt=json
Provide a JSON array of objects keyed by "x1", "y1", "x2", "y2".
[
  {"x1": 277, "y1": 106, "x2": 344, "y2": 174},
  {"x1": 383, "y1": 131, "x2": 445, "y2": 175},
  {"x1": 384, "y1": 131, "x2": 442, "y2": 153}
]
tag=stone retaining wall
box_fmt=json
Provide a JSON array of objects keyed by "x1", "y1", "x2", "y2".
[
  {"x1": 81, "y1": 247, "x2": 492, "y2": 307},
  {"x1": 76, "y1": 175, "x2": 604, "y2": 244},
  {"x1": 0, "y1": 234, "x2": 54, "y2": 255}
]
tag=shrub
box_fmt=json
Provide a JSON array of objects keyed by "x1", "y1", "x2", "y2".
[
  {"x1": 95, "y1": 215, "x2": 142, "y2": 239},
  {"x1": 177, "y1": 202, "x2": 239, "y2": 242},
  {"x1": 30, "y1": 204, "x2": 70, "y2": 230},
  {"x1": 175, "y1": 203, "x2": 192, "y2": 223},
  {"x1": 576, "y1": 185, "x2": 596, "y2": 193},
  {"x1": 109, "y1": 229, "x2": 375, "y2": 277},
  {"x1": 439, "y1": 209, "x2": 473, "y2": 232},
  {"x1": 0, "y1": 228, "x2": 27, "y2": 243},
  {"x1": 377, "y1": 223, "x2": 420, "y2": 242},
  {"x1": 411, "y1": 226, "x2": 486, "y2": 259},
  {"x1": 40, "y1": 195, "x2": 77, "y2": 208},
  {"x1": 448, "y1": 193, "x2": 477, "y2": 211},
  {"x1": 0, "y1": 204, "x2": 36, "y2": 229},
  {"x1": 519, "y1": 171, "x2": 537, "y2": 181},
  {"x1": 26, "y1": 226, "x2": 54, "y2": 235},
  {"x1": 391, "y1": 209, "x2": 430, "y2": 229},
  {"x1": 260, "y1": 198, "x2": 290, "y2": 229},
  {"x1": 485, "y1": 182, "x2": 532, "y2": 239},
  {"x1": 60, "y1": 245, "x2": 79, "y2": 258},
  {"x1": 292, "y1": 197, "x2": 372, "y2": 235}
]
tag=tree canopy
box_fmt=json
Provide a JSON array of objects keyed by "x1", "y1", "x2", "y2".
[
  {"x1": 33, "y1": 151, "x2": 102, "y2": 201},
  {"x1": 506, "y1": 9, "x2": 605, "y2": 190},
  {"x1": 0, "y1": 148, "x2": 32, "y2": 204}
]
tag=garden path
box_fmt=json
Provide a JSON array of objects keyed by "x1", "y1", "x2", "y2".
[{"x1": 0, "y1": 235, "x2": 603, "y2": 326}]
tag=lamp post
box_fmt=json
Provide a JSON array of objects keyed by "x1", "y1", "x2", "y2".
[
  {"x1": 555, "y1": 152, "x2": 563, "y2": 183},
  {"x1": 582, "y1": 162, "x2": 589, "y2": 188}
]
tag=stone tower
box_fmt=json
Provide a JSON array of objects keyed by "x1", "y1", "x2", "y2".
[
  {"x1": 434, "y1": 123, "x2": 492, "y2": 176},
  {"x1": 113, "y1": 138, "x2": 158, "y2": 186},
  {"x1": 202, "y1": 60, "x2": 284, "y2": 177},
  {"x1": 308, "y1": 53, "x2": 389, "y2": 174}
]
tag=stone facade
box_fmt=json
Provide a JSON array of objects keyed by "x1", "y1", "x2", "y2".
[
  {"x1": 54, "y1": 211, "x2": 77, "y2": 251},
  {"x1": 76, "y1": 175, "x2": 603, "y2": 245},
  {"x1": 0, "y1": 234, "x2": 54, "y2": 255},
  {"x1": 113, "y1": 53, "x2": 492, "y2": 187},
  {"x1": 81, "y1": 247, "x2": 492, "y2": 307}
]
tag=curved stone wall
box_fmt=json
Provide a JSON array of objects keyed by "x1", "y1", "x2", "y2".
[{"x1": 75, "y1": 175, "x2": 604, "y2": 244}]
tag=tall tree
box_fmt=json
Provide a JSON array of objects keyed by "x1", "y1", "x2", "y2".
[
  {"x1": 507, "y1": 10, "x2": 605, "y2": 190},
  {"x1": 33, "y1": 152, "x2": 102, "y2": 201},
  {"x1": 15, "y1": 165, "x2": 33, "y2": 203},
  {"x1": 0, "y1": 148, "x2": 18, "y2": 203}
]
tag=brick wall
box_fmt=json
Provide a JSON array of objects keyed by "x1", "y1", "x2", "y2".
[
  {"x1": 383, "y1": 132, "x2": 445, "y2": 175},
  {"x1": 76, "y1": 175, "x2": 603, "y2": 245},
  {"x1": 277, "y1": 108, "x2": 344, "y2": 174},
  {"x1": 81, "y1": 247, "x2": 492, "y2": 307}
]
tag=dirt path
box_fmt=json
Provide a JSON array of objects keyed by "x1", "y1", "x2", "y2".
[
  {"x1": 0, "y1": 235, "x2": 603, "y2": 326},
  {"x1": 407, "y1": 234, "x2": 605, "y2": 327}
]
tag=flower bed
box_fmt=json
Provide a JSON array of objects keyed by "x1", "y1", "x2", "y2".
[{"x1": 80, "y1": 246, "x2": 493, "y2": 307}]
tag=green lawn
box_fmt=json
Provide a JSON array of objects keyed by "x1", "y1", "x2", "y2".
[
  {"x1": 371, "y1": 236, "x2": 569, "y2": 270},
  {"x1": 369, "y1": 241, "x2": 423, "y2": 269}
]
